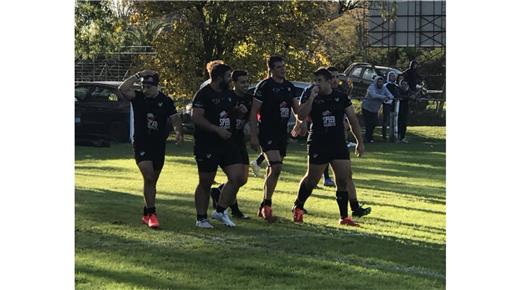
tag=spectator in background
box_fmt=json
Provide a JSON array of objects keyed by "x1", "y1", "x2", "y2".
[
  {"x1": 397, "y1": 79, "x2": 416, "y2": 143},
  {"x1": 383, "y1": 71, "x2": 399, "y2": 141},
  {"x1": 401, "y1": 60, "x2": 422, "y2": 93},
  {"x1": 362, "y1": 76, "x2": 394, "y2": 143}
]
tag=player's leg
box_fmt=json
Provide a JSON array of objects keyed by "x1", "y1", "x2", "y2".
[
  {"x1": 212, "y1": 163, "x2": 247, "y2": 227},
  {"x1": 293, "y1": 158, "x2": 328, "y2": 223},
  {"x1": 330, "y1": 159, "x2": 359, "y2": 226},
  {"x1": 194, "y1": 149, "x2": 219, "y2": 228},
  {"x1": 257, "y1": 150, "x2": 282, "y2": 221},
  {"x1": 263, "y1": 150, "x2": 282, "y2": 200},
  {"x1": 137, "y1": 160, "x2": 160, "y2": 228},
  {"x1": 343, "y1": 160, "x2": 371, "y2": 218},
  {"x1": 229, "y1": 164, "x2": 250, "y2": 219},
  {"x1": 195, "y1": 171, "x2": 217, "y2": 228}
]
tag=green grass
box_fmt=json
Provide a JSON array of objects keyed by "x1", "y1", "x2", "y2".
[{"x1": 75, "y1": 126, "x2": 446, "y2": 289}]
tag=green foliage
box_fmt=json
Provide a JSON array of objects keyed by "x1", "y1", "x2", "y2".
[
  {"x1": 134, "y1": 1, "x2": 336, "y2": 99},
  {"x1": 75, "y1": 0, "x2": 445, "y2": 103},
  {"x1": 75, "y1": 0, "x2": 127, "y2": 60}
]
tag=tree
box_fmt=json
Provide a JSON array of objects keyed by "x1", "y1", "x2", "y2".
[
  {"x1": 128, "y1": 1, "x2": 336, "y2": 100},
  {"x1": 75, "y1": 0, "x2": 127, "y2": 60}
]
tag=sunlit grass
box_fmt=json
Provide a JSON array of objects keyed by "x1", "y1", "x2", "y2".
[{"x1": 76, "y1": 126, "x2": 445, "y2": 289}]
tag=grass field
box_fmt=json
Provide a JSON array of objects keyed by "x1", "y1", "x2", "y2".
[{"x1": 75, "y1": 126, "x2": 446, "y2": 289}]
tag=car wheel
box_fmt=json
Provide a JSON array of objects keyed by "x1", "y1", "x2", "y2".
[{"x1": 109, "y1": 121, "x2": 129, "y2": 142}]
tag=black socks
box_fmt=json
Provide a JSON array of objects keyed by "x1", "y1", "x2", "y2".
[
  {"x1": 350, "y1": 199, "x2": 360, "y2": 212},
  {"x1": 336, "y1": 191, "x2": 349, "y2": 219},
  {"x1": 294, "y1": 182, "x2": 313, "y2": 209},
  {"x1": 216, "y1": 205, "x2": 226, "y2": 214},
  {"x1": 256, "y1": 154, "x2": 265, "y2": 165},
  {"x1": 260, "y1": 199, "x2": 272, "y2": 208},
  {"x1": 229, "y1": 201, "x2": 240, "y2": 214},
  {"x1": 197, "y1": 214, "x2": 208, "y2": 221},
  {"x1": 143, "y1": 206, "x2": 156, "y2": 215}
]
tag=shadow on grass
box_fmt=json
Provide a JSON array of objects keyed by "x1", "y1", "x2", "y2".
[{"x1": 76, "y1": 188, "x2": 445, "y2": 289}]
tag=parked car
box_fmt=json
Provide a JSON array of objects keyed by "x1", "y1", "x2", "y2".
[
  {"x1": 342, "y1": 62, "x2": 402, "y2": 99},
  {"x1": 181, "y1": 81, "x2": 311, "y2": 136},
  {"x1": 75, "y1": 81, "x2": 131, "y2": 143}
]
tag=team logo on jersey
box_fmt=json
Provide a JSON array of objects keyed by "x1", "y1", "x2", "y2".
[
  {"x1": 146, "y1": 113, "x2": 158, "y2": 130},
  {"x1": 313, "y1": 153, "x2": 319, "y2": 158},
  {"x1": 158, "y1": 102, "x2": 163, "y2": 107},
  {"x1": 280, "y1": 101, "x2": 290, "y2": 118},
  {"x1": 267, "y1": 140, "x2": 273, "y2": 145},
  {"x1": 288, "y1": 87, "x2": 291, "y2": 92},
  {"x1": 219, "y1": 111, "x2": 231, "y2": 129},
  {"x1": 334, "y1": 97, "x2": 339, "y2": 102},
  {"x1": 140, "y1": 151, "x2": 146, "y2": 156},
  {"x1": 206, "y1": 154, "x2": 212, "y2": 159},
  {"x1": 323, "y1": 114, "x2": 336, "y2": 128},
  {"x1": 322, "y1": 110, "x2": 331, "y2": 116}
]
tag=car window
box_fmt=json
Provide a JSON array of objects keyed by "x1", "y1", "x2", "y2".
[
  {"x1": 75, "y1": 86, "x2": 90, "y2": 101},
  {"x1": 362, "y1": 68, "x2": 377, "y2": 81},
  {"x1": 89, "y1": 86, "x2": 119, "y2": 102},
  {"x1": 351, "y1": 67, "x2": 362, "y2": 78},
  {"x1": 376, "y1": 68, "x2": 388, "y2": 78}
]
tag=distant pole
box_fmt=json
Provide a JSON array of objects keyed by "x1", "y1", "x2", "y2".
[{"x1": 129, "y1": 103, "x2": 134, "y2": 143}]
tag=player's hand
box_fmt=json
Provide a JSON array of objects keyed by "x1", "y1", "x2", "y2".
[
  {"x1": 237, "y1": 104, "x2": 248, "y2": 114},
  {"x1": 291, "y1": 123, "x2": 301, "y2": 138},
  {"x1": 355, "y1": 142, "x2": 365, "y2": 158},
  {"x1": 215, "y1": 127, "x2": 232, "y2": 140},
  {"x1": 310, "y1": 86, "x2": 319, "y2": 98},
  {"x1": 250, "y1": 135, "x2": 260, "y2": 151}
]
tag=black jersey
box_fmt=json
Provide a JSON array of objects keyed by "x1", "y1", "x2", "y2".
[
  {"x1": 254, "y1": 77, "x2": 297, "y2": 139},
  {"x1": 192, "y1": 84, "x2": 236, "y2": 146},
  {"x1": 232, "y1": 91, "x2": 253, "y2": 141},
  {"x1": 131, "y1": 91, "x2": 177, "y2": 143},
  {"x1": 300, "y1": 89, "x2": 352, "y2": 145}
]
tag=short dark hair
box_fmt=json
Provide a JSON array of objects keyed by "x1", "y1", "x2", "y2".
[
  {"x1": 327, "y1": 66, "x2": 339, "y2": 72},
  {"x1": 142, "y1": 73, "x2": 160, "y2": 86},
  {"x1": 267, "y1": 55, "x2": 284, "y2": 69},
  {"x1": 313, "y1": 67, "x2": 332, "y2": 80},
  {"x1": 210, "y1": 64, "x2": 232, "y2": 80},
  {"x1": 206, "y1": 60, "x2": 224, "y2": 74},
  {"x1": 231, "y1": 70, "x2": 248, "y2": 82}
]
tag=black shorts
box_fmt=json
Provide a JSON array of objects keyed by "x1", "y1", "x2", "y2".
[
  {"x1": 236, "y1": 141, "x2": 249, "y2": 165},
  {"x1": 259, "y1": 133, "x2": 288, "y2": 158},
  {"x1": 133, "y1": 139, "x2": 166, "y2": 171},
  {"x1": 194, "y1": 142, "x2": 245, "y2": 173},
  {"x1": 308, "y1": 141, "x2": 350, "y2": 165}
]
